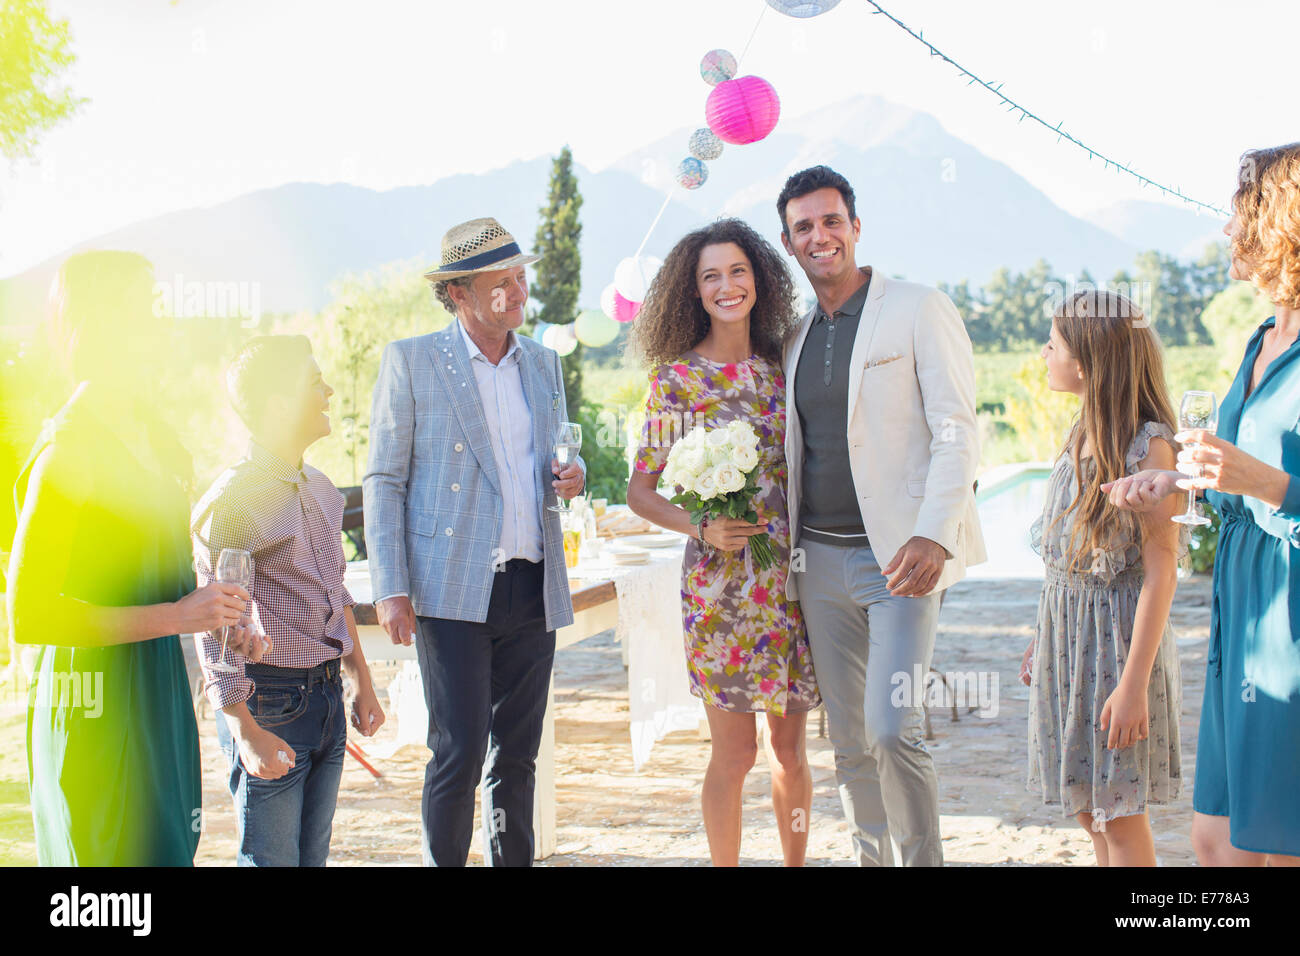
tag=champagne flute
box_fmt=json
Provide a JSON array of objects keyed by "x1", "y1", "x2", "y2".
[
  {"x1": 548, "y1": 422, "x2": 582, "y2": 515},
  {"x1": 210, "y1": 548, "x2": 253, "y2": 673},
  {"x1": 1172, "y1": 390, "x2": 1218, "y2": 527}
]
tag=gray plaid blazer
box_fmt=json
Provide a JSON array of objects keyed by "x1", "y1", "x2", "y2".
[{"x1": 363, "y1": 324, "x2": 576, "y2": 631}]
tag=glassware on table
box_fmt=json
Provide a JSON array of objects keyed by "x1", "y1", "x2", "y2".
[
  {"x1": 1172, "y1": 390, "x2": 1218, "y2": 527},
  {"x1": 562, "y1": 512, "x2": 582, "y2": 569},
  {"x1": 548, "y1": 421, "x2": 583, "y2": 515},
  {"x1": 210, "y1": 547, "x2": 253, "y2": 673},
  {"x1": 592, "y1": 498, "x2": 608, "y2": 518}
]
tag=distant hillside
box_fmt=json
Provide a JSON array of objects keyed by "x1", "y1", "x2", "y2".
[
  {"x1": 1085, "y1": 199, "x2": 1227, "y2": 260},
  {"x1": 3, "y1": 94, "x2": 1174, "y2": 325}
]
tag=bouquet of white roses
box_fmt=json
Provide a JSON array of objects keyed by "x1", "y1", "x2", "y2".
[{"x1": 660, "y1": 418, "x2": 775, "y2": 569}]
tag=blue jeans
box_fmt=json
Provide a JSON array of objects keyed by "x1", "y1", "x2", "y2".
[{"x1": 216, "y1": 658, "x2": 347, "y2": 866}]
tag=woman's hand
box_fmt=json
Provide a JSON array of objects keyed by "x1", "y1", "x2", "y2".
[
  {"x1": 1174, "y1": 429, "x2": 1293, "y2": 506},
  {"x1": 701, "y1": 516, "x2": 768, "y2": 551},
  {"x1": 1019, "y1": 638, "x2": 1035, "y2": 686},
  {"x1": 172, "y1": 582, "x2": 250, "y2": 635},
  {"x1": 1100, "y1": 681, "x2": 1149, "y2": 750},
  {"x1": 1100, "y1": 469, "x2": 1183, "y2": 513}
]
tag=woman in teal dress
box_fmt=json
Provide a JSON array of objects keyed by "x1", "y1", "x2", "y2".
[
  {"x1": 1107, "y1": 143, "x2": 1300, "y2": 864},
  {"x1": 7, "y1": 251, "x2": 252, "y2": 865}
]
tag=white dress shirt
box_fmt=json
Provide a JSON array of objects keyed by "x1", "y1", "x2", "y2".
[{"x1": 457, "y1": 319, "x2": 544, "y2": 563}]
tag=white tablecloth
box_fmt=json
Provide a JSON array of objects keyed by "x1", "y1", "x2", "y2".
[
  {"x1": 569, "y1": 540, "x2": 704, "y2": 770},
  {"x1": 346, "y1": 540, "x2": 704, "y2": 771}
]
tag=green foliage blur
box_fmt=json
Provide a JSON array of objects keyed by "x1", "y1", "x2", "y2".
[{"x1": 0, "y1": 0, "x2": 85, "y2": 159}]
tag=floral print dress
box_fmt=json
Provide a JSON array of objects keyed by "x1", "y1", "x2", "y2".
[
  {"x1": 1027, "y1": 421, "x2": 1184, "y2": 824},
  {"x1": 636, "y1": 351, "x2": 820, "y2": 716}
]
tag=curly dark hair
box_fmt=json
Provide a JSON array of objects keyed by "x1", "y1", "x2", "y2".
[
  {"x1": 629, "y1": 218, "x2": 799, "y2": 368},
  {"x1": 777, "y1": 165, "x2": 857, "y2": 236}
]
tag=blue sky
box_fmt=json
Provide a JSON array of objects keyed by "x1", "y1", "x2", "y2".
[{"x1": 2, "y1": 0, "x2": 1294, "y2": 276}]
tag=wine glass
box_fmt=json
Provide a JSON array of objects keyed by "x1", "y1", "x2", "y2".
[
  {"x1": 1172, "y1": 390, "x2": 1218, "y2": 527},
  {"x1": 548, "y1": 422, "x2": 582, "y2": 515},
  {"x1": 210, "y1": 548, "x2": 253, "y2": 673}
]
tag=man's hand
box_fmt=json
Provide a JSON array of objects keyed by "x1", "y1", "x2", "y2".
[
  {"x1": 883, "y1": 536, "x2": 946, "y2": 597},
  {"x1": 1101, "y1": 469, "x2": 1182, "y2": 513},
  {"x1": 552, "y1": 459, "x2": 585, "y2": 501},
  {"x1": 350, "y1": 683, "x2": 386, "y2": 737},
  {"x1": 376, "y1": 595, "x2": 417, "y2": 647},
  {"x1": 226, "y1": 613, "x2": 271, "y2": 663},
  {"x1": 223, "y1": 703, "x2": 296, "y2": 781}
]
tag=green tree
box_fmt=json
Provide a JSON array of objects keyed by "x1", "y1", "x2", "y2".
[
  {"x1": 531, "y1": 145, "x2": 584, "y2": 420},
  {"x1": 0, "y1": 0, "x2": 85, "y2": 159}
]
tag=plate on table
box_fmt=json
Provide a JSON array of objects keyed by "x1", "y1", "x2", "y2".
[
  {"x1": 605, "y1": 544, "x2": 651, "y2": 565},
  {"x1": 619, "y1": 533, "x2": 681, "y2": 549}
]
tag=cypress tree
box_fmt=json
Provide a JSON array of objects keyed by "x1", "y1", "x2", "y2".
[{"x1": 532, "y1": 145, "x2": 584, "y2": 418}]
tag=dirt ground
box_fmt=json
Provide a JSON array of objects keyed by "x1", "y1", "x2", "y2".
[
  {"x1": 0, "y1": 574, "x2": 1211, "y2": 867},
  {"x1": 183, "y1": 574, "x2": 1211, "y2": 867}
]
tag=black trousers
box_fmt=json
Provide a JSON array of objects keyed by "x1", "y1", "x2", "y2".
[{"x1": 414, "y1": 559, "x2": 556, "y2": 866}]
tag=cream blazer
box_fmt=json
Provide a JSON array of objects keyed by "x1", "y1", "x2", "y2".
[{"x1": 782, "y1": 272, "x2": 987, "y2": 597}]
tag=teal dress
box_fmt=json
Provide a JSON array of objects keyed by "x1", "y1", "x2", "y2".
[
  {"x1": 17, "y1": 389, "x2": 202, "y2": 865},
  {"x1": 1193, "y1": 317, "x2": 1300, "y2": 856}
]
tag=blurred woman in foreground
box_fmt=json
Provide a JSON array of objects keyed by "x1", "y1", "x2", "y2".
[{"x1": 7, "y1": 251, "x2": 256, "y2": 865}]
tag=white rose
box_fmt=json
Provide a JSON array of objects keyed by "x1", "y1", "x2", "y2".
[
  {"x1": 712, "y1": 463, "x2": 744, "y2": 494},
  {"x1": 728, "y1": 419, "x2": 759, "y2": 447},
  {"x1": 694, "y1": 469, "x2": 719, "y2": 500},
  {"x1": 734, "y1": 444, "x2": 759, "y2": 472},
  {"x1": 706, "y1": 427, "x2": 734, "y2": 449}
]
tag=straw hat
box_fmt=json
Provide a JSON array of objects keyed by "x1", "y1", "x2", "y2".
[{"x1": 423, "y1": 217, "x2": 540, "y2": 281}]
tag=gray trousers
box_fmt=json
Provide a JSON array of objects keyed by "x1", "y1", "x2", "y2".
[{"x1": 798, "y1": 538, "x2": 943, "y2": 866}]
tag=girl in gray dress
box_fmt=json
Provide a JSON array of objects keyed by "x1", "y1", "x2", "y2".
[{"x1": 1019, "y1": 291, "x2": 1185, "y2": 866}]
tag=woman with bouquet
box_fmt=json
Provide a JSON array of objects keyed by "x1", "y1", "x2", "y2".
[{"x1": 626, "y1": 219, "x2": 820, "y2": 866}]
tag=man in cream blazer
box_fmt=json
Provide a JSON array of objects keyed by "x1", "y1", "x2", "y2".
[{"x1": 779, "y1": 166, "x2": 986, "y2": 866}]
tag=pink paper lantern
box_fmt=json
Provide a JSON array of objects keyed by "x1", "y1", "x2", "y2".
[
  {"x1": 705, "y1": 75, "x2": 781, "y2": 146},
  {"x1": 611, "y1": 290, "x2": 641, "y2": 323}
]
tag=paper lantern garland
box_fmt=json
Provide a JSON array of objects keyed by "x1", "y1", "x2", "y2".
[
  {"x1": 574, "y1": 309, "x2": 620, "y2": 348},
  {"x1": 613, "y1": 255, "x2": 661, "y2": 302},
  {"x1": 699, "y1": 49, "x2": 737, "y2": 86},
  {"x1": 688, "y1": 127, "x2": 724, "y2": 161},
  {"x1": 600, "y1": 283, "x2": 642, "y2": 324},
  {"x1": 676, "y1": 157, "x2": 708, "y2": 190},
  {"x1": 765, "y1": 0, "x2": 840, "y2": 17},
  {"x1": 705, "y1": 75, "x2": 781, "y2": 145},
  {"x1": 541, "y1": 322, "x2": 578, "y2": 356}
]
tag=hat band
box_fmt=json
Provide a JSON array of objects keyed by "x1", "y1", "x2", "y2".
[{"x1": 433, "y1": 241, "x2": 524, "y2": 275}]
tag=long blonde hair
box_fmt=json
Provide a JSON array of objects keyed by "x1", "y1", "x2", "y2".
[{"x1": 1048, "y1": 291, "x2": 1177, "y2": 574}]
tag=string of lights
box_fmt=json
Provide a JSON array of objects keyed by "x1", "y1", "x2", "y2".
[{"x1": 862, "y1": 0, "x2": 1230, "y2": 218}]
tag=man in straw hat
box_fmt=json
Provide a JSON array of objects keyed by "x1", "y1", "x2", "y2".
[{"x1": 364, "y1": 217, "x2": 585, "y2": 866}]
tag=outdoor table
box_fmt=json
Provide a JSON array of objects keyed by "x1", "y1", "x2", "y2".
[{"x1": 346, "y1": 514, "x2": 703, "y2": 859}]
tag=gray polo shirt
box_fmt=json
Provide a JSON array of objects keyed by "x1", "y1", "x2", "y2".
[{"x1": 794, "y1": 270, "x2": 872, "y2": 547}]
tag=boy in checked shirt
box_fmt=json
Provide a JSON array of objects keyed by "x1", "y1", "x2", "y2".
[{"x1": 192, "y1": 335, "x2": 384, "y2": 866}]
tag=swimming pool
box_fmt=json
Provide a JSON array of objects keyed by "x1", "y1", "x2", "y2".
[{"x1": 967, "y1": 463, "x2": 1052, "y2": 579}]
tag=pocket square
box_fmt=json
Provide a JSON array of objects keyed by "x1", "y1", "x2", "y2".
[{"x1": 865, "y1": 352, "x2": 904, "y2": 369}]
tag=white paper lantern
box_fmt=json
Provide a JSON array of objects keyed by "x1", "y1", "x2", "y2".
[
  {"x1": 765, "y1": 0, "x2": 841, "y2": 18},
  {"x1": 600, "y1": 283, "x2": 619, "y2": 320},
  {"x1": 689, "y1": 128, "x2": 724, "y2": 161},
  {"x1": 613, "y1": 255, "x2": 662, "y2": 302},
  {"x1": 542, "y1": 322, "x2": 578, "y2": 356}
]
